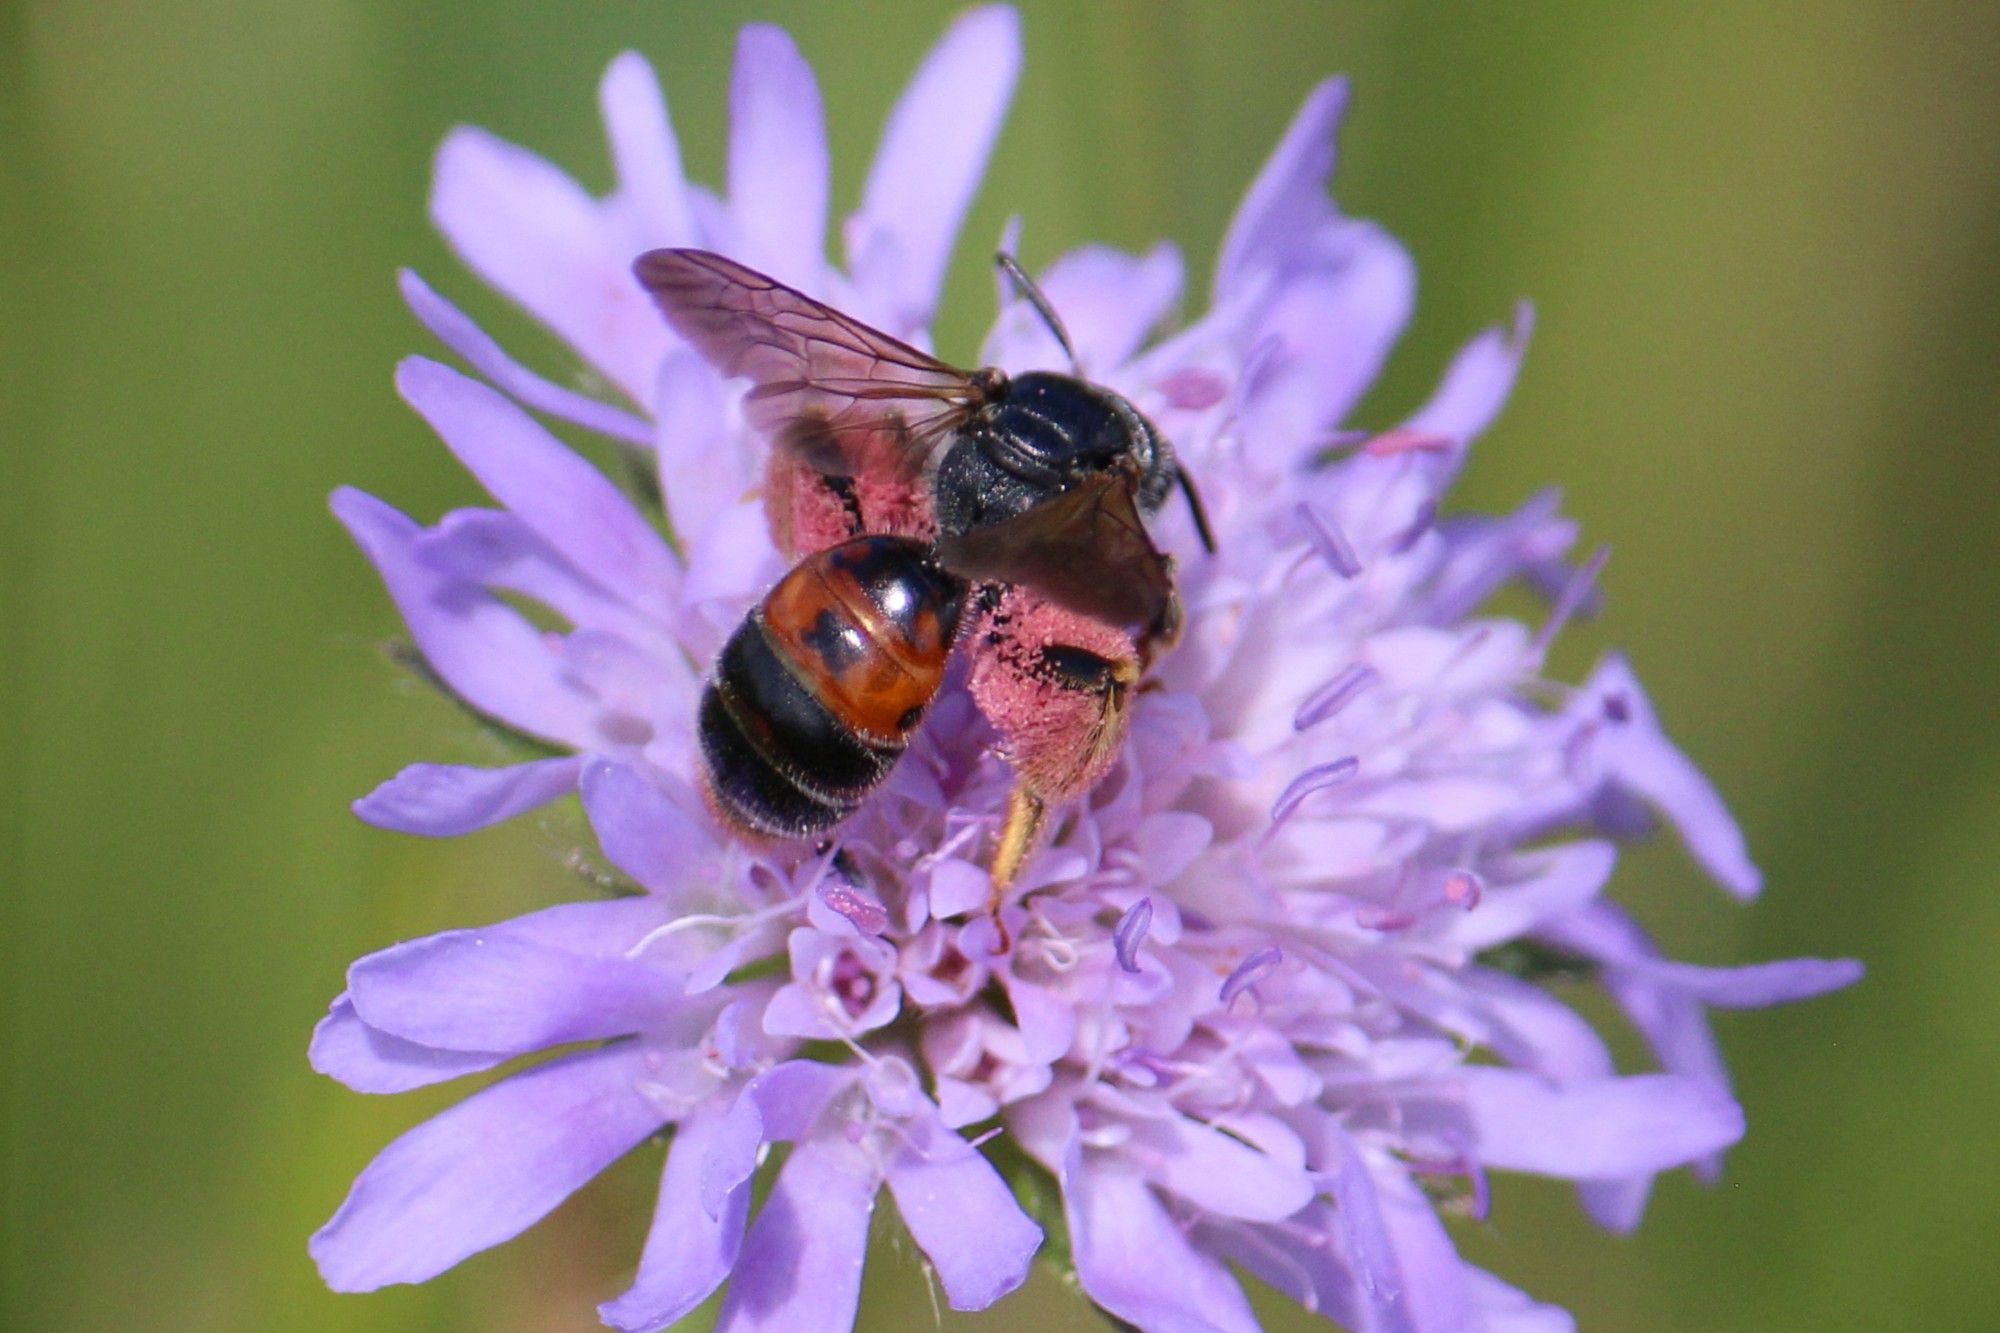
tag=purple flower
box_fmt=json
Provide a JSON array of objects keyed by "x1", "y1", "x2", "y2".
[{"x1": 315, "y1": 9, "x2": 1862, "y2": 1331}]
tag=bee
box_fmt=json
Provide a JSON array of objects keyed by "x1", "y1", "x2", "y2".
[{"x1": 635, "y1": 248, "x2": 1213, "y2": 904}]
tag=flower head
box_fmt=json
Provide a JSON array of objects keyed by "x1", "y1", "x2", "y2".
[{"x1": 313, "y1": 10, "x2": 1860, "y2": 1330}]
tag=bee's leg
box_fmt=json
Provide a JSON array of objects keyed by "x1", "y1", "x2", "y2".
[
  {"x1": 763, "y1": 443, "x2": 935, "y2": 560},
  {"x1": 968, "y1": 588, "x2": 1140, "y2": 931},
  {"x1": 764, "y1": 452, "x2": 865, "y2": 558},
  {"x1": 989, "y1": 785, "x2": 1048, "y2": 901}
]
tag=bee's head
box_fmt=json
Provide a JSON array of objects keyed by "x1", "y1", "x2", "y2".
[{"x1": 1003, "y1": 372, "x2": 1174, "y2": 506}]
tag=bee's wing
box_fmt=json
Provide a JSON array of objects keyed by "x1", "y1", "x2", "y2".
[
  {"x1": 937, "y1": 466, "x2": 1174, "y2": 632},
  {"x1": 634, "y1": 248, "x2": 985, "y2": 482}
]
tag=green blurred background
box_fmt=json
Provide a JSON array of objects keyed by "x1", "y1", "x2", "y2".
[{"x1": 7, "y1": 1, "x2": 1997, "y2": 1328}]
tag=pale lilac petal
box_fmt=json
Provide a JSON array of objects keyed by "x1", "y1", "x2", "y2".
[
  {"x1": 1402, "y1": 301, "x2": 1535, "y2": 447},
  {"x1": 578, "y1": 758, "x2": 719, "y2": 898},
  {"x1": 748, "y1": 1059, "x2": 857, "y2": 1140},
  {"x1": 728, "y1": 27, "x2": 828, "y2": 292},
  {"x1": 599, "y1": 51, "x2": 697, "y2": 246},
  {"x1": 1145, "y1": 1113, "x2": 1315, "y2": 1221},
  {"x1": 1541, "y1": 903, "x2": 1724, "y2": 1085},
  {"x1": 884, "y1": 1101, "x2": 1041, "y2": 1310},
  {"x1": 1538, "y1": 901, "x2": 1734, "y2": 1212},
  {"x1": 1216, "y1": 77, "x2": 1348, "y2": 297},
  {"x1": 398, "y1": 269, "x2": 653, "y2": 445},
  {"x1": 1459, "y1": 968, "x2": 1616, "y2": 1082},
  {"x1": 848, "y1": 4, "x2": 1021, "y2": 334},
  {"x1": 429, "y1": 126, "x2": 666, "y2": 401},
  {"x1": 1461, "y1": 1069, "x2": 1744, "y2": 1177},
  {"x1": 1192, "y1": 1207, "x2": 1366, "y2": 1330},
  {"x1": 680, "y1": 499, "x2": 781, "y2": 638},
  {"x1": 1367, "y1": 1154, "x2": 1482, "y2": 1331},
  {"x1": 926, "y1": 858, "x2": 990, "y2": 919},
  {"x1": 1243, "y1": 228, "x2": 1416, "y2": 462},
  {"x1": 1065, "y1": 1150, "x2": 1260, "y2": 1333},
  {"x1": 346, "y1": 897, "x2": 677, "y2": 1052},
  {"x1": 413, "y1": 509, "x2": 680, "y2": 662},
  {"x1": 396, "y1": 357, "x2": 678, "y2": 610},
  {"x1": 1622, "y1": 955, "x2": 1864, "y2": 1008},
  {"x1": 1318, "y1": 304, "x2": 1533, "y2": 550},
  {"x1": 1326, "y1": 1130, "x2": 1400, "y2": 1306},
  {"x1": 1576, "y1": 1175, "x2": 1655, "y2": 1236},
  {"x1": 331, "y1": 487, "x2": 601, "y2": 747},
  {"x1": 696, "y1": 1061, "x2": 861, "y2": 1223},
  {"x1": 652, "y1": 345, "x2": 748, "y2": 554},
  {"x1": 1582, "y1": 654, "x2": 1762, "y2": 897},
  {"x1": 1446, "y1": 840, "x2": 1617, "y2": 951},
  {"x1": 312, "y1": 1043, "x2": 664, "y2": 1291},
  {"x1": 998, "y1": 972, "x2": 1076, "y2": 1064},
  {"x1": 714, "y1": 1134, "x2": 877, "y2": 1333},
  {"x1": 309, "y1": 995, "x2": 505, "y2": 1094},
  {"x1": 353, "y1": 756, "x2": 583, "y2": 836},
  {"x1": 1466, "y1": 1265, "x2": 1577, "y2": 1333},
  {"x1": 599, "y1": 1101, "x2": 747, "y2": 1332}
]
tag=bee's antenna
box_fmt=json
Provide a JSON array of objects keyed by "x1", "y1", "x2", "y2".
[
  {"x1": 995, "y1": 252, "x2": 1080, "y2": 375},
  {"x1": 1178, "y1": 469, "x2": 1217, "y2": 554}
]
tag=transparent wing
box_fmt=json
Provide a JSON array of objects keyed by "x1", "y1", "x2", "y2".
[{"x1": 634, "y1": 248, "x2": 986, "y2": 481}]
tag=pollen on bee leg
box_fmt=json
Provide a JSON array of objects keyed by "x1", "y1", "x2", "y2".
[
  {"x1": 763, "y1": 451, "x2": 862, "y2": 557},
  {"x1": 966, "y1": 588, "x2": 1136, "y2": 802}
]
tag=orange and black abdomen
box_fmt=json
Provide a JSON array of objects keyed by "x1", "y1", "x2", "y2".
[{"x1": 701, "y1": 535, "x2": 966, "y2": 838}]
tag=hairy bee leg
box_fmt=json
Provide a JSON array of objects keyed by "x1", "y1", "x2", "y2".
[
  {"x1": 966, "y1": 589, "x2": 1143, "y2": 950},
  {"x1": 989, "y1": 785, "x2": 1048, "y2": 908}
]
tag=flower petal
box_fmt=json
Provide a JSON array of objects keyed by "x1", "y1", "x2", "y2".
[
  {"x1": 714, "y1": 1133, "x2": 878, "y2": 1333},
  {"x1": 884, "y1": 1101, "x2": 1040, "y2": 1310},
  {"x1": 346, "y1": 897, "x2": 679, "y2": 1052},
  {"x1": 579, "y1": 758, "x2": 719, "y2": 899},
  {"x1": 652, "y1": 344, "x2": 747, "y2": 554},
  {"x1": 413, "y1": 508, "x2": 682, "y2": 665},
  {"x1": 1326, "y1": 1128, "x2": 1400, "y2": 1307},
  {"x1": 1065, "y1": 1148, "x2": 1259, "y2": 1333},
  {"x1": 599, "y1": 1101, "x2": 748, "y2": 1332},
  {"x1": 352, "y1": 756, "x2": 583, "y2": 837},
  {"x1": 1466, "y1": 1265, "x2": 1577, "y2": 1332},
  {"x1": 309, "y1": 995, "x2": 506, "y2": 1094},
  {"x1": 311, "y1": 1043, "x2": 665, "y2": 1291},
  {"x1": 728, "y1": 26, "x2": 828, "y2": 292},
  {"x1": 599, "y1": 51, "x2": 697, "y2": 247},
  {"x1": 1403, "y1": 301, "x2": 1534, "y2": 447},
  {"x1": 397, "y1": 357, "x2": 678, "y2": 612},
  {"x1": 1461, "y1": 1068, "x2": 1744, "y2": 1178},
  {"x1": 398, "y1": 268, "x2": 653, "y2": 446},
  {"x1": 330, "y1": 486, "x2": 602, "y2": 747},
  {"x1": 1190, "y1": 1206, "x2": 1366, "y2": 1330},
  {"x1": 429, "y1": 125, "x2": 666, "y2": 401},
  {"x1": 1242, "y1": 227, "x2": 1416, "y2": 464},
  {"x1": 1144, "y1": 1113, "x2": 1315, "y2": 1221},
  {"x1": 1620, "y1": 955, "x2": 1864, "y2": 1008},
  {"x1": 1580, "y1": 654, "x2": 1762, "y2": 898},
  {"x1": 1446, "y1": 840, "x2": 1617, "y2": 951},
  {"x1": 1366, "y1": 1153, "x2": 1482, "y2": 1331},
  {"x1": 848, "y1": 4, "x2": 1021, "y2": 335},
  {"x1": 1216, "y1": 77, "x2": 1349, "y2": 299}
]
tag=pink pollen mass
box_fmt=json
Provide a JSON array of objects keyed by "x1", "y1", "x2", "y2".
[{"x1": 966, "y1": 587, "x2": 1136, "y2": 802}]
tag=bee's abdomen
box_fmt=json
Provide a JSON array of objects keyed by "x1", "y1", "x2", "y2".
[{"x1": 701, "y1": 536, "x2": 964, "y2": 839}]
